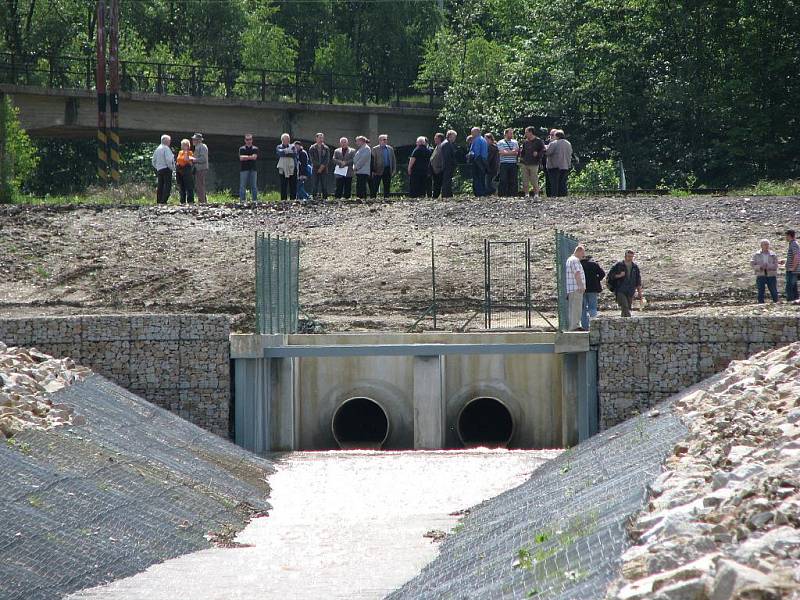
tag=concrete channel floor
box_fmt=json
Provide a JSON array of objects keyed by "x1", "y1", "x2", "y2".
[{"x1": 70, "y1": 448, "x2": 559, "y2": 600}]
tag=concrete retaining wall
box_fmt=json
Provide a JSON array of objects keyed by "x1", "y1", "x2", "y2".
[
  {"x1": 0, "y1": 315, "x2": 231, "y2": 436},
  {"x1": 590, "y1": 316, "x2": 800, "y2": 429}
]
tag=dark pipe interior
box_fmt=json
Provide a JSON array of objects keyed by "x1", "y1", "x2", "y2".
[
  {"x1": 332, "y1": 397, "x2": 389, "y2": 449},
  {"x1": 458, "y1": 397, "x2": 514, "y2": 447}
]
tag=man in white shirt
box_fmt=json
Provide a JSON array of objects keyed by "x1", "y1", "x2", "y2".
[
  {"x1": 565, "y1": 245, "x2": 586, "y2": 331},
  {"x1": 151, "y1": 134, "x2": 175, "y2": 204}
]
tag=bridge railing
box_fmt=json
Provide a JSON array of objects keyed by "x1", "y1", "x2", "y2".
[{"x1": 0, "y1": 52, "x2": 450, "y2": 109}]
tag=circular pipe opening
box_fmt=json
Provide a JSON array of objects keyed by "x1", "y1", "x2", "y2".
[
  {"x1": 331, "y1": 397, "x2": 390, "y2": 449},
  {"x1": 457, "y1": 397, "x2": 515, "y2": 448}
]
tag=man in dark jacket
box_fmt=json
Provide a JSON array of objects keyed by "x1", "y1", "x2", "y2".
[
  {"x1": 606, "y1": 250, "x2": 643, "y2": 318},
  {"x1": 580, "y1": 255, "x2": 605, "y2": 329},
  {"x1": 439, "y1": 129, "x2": 458, "y2": 197}
]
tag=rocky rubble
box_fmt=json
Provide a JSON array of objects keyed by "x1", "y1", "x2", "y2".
[
  {"x1": 0, "y1": 341, "x2": 90, "y2": 437},
  {"x1": 607, "y1": 342, "x2": 800, "y2": 600}
]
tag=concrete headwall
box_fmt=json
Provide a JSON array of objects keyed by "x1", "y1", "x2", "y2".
[
  {"x1": 0, "y1": 315, "x2": 231, "y2": 436},
  {"x1": 231, "y1": 331, "x2": 590, "y2": 452},
  {"x1": 590, "y1": 316, "x2": 800, "y2": 429}
]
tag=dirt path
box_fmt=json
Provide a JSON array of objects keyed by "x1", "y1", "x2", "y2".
[
  {"x1": 1, "y1": 195, "x2": 798, "y2": 331},
  {"x1": 69, "y1": 449, "x2": 558, "y2": 600}
]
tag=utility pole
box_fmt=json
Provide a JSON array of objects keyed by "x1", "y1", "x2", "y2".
[
  {"x1": 108, "y1": 0, "x2": 120, "y2": 184},
  {"x1": 96, "y1": 0, "x2": 109, "y2": 183}
]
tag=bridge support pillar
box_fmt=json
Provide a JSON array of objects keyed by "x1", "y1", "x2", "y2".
[
  {"x1": 413, "y1": 355, "x2": 445, "y2": 449},
  {"x1": 560, "y1": 348, "x2": 598, "y2": 446},
  {"x1": 366, "y1": 112, "x2": 379, "y2": 145}
]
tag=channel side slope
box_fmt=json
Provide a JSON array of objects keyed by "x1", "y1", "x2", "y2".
[
  {"x1": 387, "y1": 404, "x2": 688, "y2": 600},
  {"x1": 0, "y1": 375, "x2": 273, "y2": 600}
]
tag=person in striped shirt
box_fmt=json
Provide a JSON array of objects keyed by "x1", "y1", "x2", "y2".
[
  {"x1": 496, "y1": 128, "x2": 519, "y2": 197},
  {"x1": 565, "y1": 245, "x2": 586, "y2": 331}
]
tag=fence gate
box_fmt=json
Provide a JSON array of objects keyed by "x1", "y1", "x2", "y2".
[
  {"x1": 555, "y1": 230, "x2": 579, "y2": 332},
  {"x1": 484, "y1": 239, "x2": 531, "y2": 329},
  {"x1": 255, "y1": 233, "x2": 300, "y2": 334}
]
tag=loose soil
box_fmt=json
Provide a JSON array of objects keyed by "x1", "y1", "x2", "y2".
[{"x1": 1, "y1": 195, "x2": 798, "y2": 332}]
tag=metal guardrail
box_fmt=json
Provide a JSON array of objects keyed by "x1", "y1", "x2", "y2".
[
  {"x1": 262, "y1": 342, "x2": 559, "y2": 358},
  {"x1": 0, "y1": 52, "x2": 449, "y2": 108}
]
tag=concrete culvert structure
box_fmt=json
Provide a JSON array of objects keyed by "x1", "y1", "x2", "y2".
[
  {"x1": 457, "y1": 397, "x2": 515, "y2": 448},
  {"x1": 331, "y1": 397, "x2": 390, "y2": 449}
]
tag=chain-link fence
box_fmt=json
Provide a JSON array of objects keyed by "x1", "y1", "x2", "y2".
[
  {"x1": 0, "y1": 376, "x2": 273, "y2": 600},
  {"x1": 255, "y1": 233, "x2": 300, "y2": 334},
  {"x1": 484, "y1": 239, "x2": 532, "y2": 329},
  {"x1": 387, "y1": 402, "x2": 688, "y2": 600}
]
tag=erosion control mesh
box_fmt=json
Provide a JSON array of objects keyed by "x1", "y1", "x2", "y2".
[
  {"x1": 387, "y1": 405, "x2": 688, "y2": 600},
  {"x1": 0, "y1": 375, "x2": 273, "y2": 600}
]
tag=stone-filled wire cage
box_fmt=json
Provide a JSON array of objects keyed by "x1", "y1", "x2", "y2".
[
  {"x1": 255, "y1": 233, "x2": 300, "y2": 334},
  {"x1": 555, "y1": 230, "x2": 579, "y2": 332}
]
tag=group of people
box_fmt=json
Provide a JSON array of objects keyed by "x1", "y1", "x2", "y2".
[
  {"x1": 565, "y1": 248, "x2": 643, "y2": 331},
  {"x1": 150, "y1": 125, "x2": 576, "y2": 203},
  {"x1": 151, "y1": 133, "x2": 209, "y2": 204},
  {"x1": 272, "y1": 131, "x2": 454, "y2": 201},
  {"x1": 564, "y1": 229, "x2": 800, "y2": 331},
  {"x1": 751, "y1": 230, "x2": 800, "y2": 303},
  {"x1": 466, "y1": 127, "x2": 573, "y2": 199}
]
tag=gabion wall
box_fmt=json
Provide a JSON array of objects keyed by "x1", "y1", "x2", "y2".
[
  {"x1": 0, "y1": 315, "x2": 231, "y2": 437},
  {"x1": 590, "y1": 316, "x2": 800, "y2": 429}
]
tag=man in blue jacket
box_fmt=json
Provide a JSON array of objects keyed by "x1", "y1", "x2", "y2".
[{"x1": 469, "y1": 127, "x2": 488, "y2": 197}]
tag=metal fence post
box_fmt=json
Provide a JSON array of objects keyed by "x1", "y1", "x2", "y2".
[
  {"x1": 261, "y1": 70, "x2": 266, "y2": 102},
  {"x1": 431, "y1": 237, "x2": 437, "y2": 330}
]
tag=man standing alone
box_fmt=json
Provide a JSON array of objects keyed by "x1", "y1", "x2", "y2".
[
  {"x1": 191, "y1": 133, "x2": 209, "y2": 204},
  {"x1": 607, "y1": 250, "x2": 643, "y2": 317},
  {"x1": 239, "y1": 134, "x2": 259, "y2": 204},
  {"x1": 151, "y1": 134, "x2": 175, "y2": 204},
  {"x1": 565, "y1": 245, "x2": 586, "y2": 331},
  {"x1": 309, "y1": 133, "x2": 330, "y2": 200},
  {"x1": 371, "y1": 135, "x2": 396, "y2": 198},
  {"x1": 496, "y1": 128, "x2": 519, "y2": 197}
]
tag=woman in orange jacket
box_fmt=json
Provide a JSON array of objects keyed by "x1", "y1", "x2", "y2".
[{"x1": 176, "y1": 138, "x2": 196, "y2": 204}]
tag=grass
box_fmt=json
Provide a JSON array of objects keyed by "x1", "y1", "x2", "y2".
[
  {"x1": 10, "y1": 184, "x2": 282, "y2": 206},
  {"x1": 8, "y1": 178, "x2": 799, "y2": 205},
  {"x1": 733, "y1": 179, "x2": 800, "y2": 196}
]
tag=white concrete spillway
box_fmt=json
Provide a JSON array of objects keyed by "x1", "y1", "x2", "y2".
[{"x1": 231, "y1": 331, "x2": 595, "y2": 452}]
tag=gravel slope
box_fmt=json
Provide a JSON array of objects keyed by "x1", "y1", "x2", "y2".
[{"x1": 1, "y1": 195, "x2": 798, "y2": 331}]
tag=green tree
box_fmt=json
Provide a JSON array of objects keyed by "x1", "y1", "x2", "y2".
[{"x1": 0, "y1": 95, "x2": 38, "y2": 202}]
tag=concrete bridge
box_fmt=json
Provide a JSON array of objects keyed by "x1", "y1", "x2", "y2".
[{"x1": 2, "y1": 83, "x2": 439, "y2": 149}]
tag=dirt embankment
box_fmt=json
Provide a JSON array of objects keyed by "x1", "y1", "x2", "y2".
[{"x1": 0, "y1": 195, "x2": 798, "y2": 331}]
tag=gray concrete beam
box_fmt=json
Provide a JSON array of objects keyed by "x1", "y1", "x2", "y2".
[
  {"x1": 2, "y1": 84, "x2": 437, "y2": 147},
  {"x1": 413, "y1": 356, "x2": 445, "y2": 449}
]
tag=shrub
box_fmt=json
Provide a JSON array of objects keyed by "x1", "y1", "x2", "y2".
[
  {"x1": 569, "y1": 159, "x2": 620, "y2": 193},
  {"x1": 1, "y1": 96, "x2": 39, "y2": 202}
]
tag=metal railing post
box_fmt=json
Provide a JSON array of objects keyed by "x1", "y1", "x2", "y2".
[
  {"x1": 261, "y1": 70, "x2": 266, "y2": 102},
  {"x1": 156, "y1": 63, "x2": 164, "y2": 94},
  {"x1": 328, "y1": 72, "x2": 334, "y2": 103}
]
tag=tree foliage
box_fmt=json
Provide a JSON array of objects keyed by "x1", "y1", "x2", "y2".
[
  {"x1": 1, "y1": 0, "x2": 797, "y2": 189},
  {"x1": 425, "y1": 0, "x2": 800, "y2": 187},
  {"x1": 0, "y1": 95, "x2": 38, "y2": 201}
]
